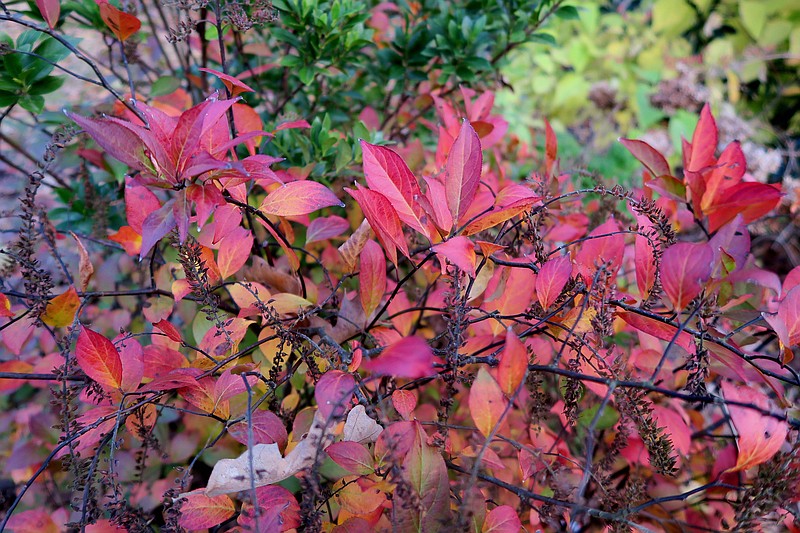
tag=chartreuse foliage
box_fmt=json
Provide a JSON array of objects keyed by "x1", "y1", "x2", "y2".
[{"x1": 0, "y1": 1, "x2": 799, "y2": 532}]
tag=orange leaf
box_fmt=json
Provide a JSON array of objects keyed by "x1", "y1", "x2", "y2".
[
  {"x1": 76, "y1": 326, "x2": 123, "y2": 391},
  {"x1": 98, "y1": 1, "x2": 141, "y2": 41},
  {"x1": 41, "y1": 286, "x2": 80, "y2": 328},
  {"x1": 108, "y1": 225, "x2": 142, "y2": 256},
  {"x1": 217, "y1": 228, "x2": 253, "y2": 279},
  {"x1": 544, "y1": 118, "x2": 557, "y2": 176},
  {"x1": 469, "y1": 367, "x2": 508, "y2": 437},
  {"x1": 0, "y1": 293, "x2": 15, "y2": 318},
  {"x1": 177, "y1": 490, "x2": 235, "y2": 531},
  {"x1": 359, "y1": 239, "x2": 386, "y2": 317},
  {"x1": 496, "y1": 329, "x2": 527, "y2": 396}
]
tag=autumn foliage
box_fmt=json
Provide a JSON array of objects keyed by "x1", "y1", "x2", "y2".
[{"x1": 1, "y1": 1, "x2": 799, "y2": 532}]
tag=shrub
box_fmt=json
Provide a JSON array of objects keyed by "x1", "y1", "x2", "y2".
[{"x1": 0, "y1": 1, "x2": 798, "y2": 532}]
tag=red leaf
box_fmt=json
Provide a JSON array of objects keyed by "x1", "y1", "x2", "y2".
[
  {"x1": 660, "y1": 242, "x2": 713, "y2": 310},
  {"x1": 187, "y1": 183, "x2": 224, "y2": 229},
  {"x1": 306, "y1": 215, "x2": 350, "y2": 244},
  {"x1": 173, "y1": 189, "x2": 190, "y2": 244},
  {"x1": 432, "y1": 236, "x2": 477, "y2": 277},
  {"x1": 482, "y1": 505, "x2": 522, "y2": 533},
  {"x1": 535, "y1": 255, "x2": 571, "y2": 309},
  {"x1": 178, "y1": 490, "x2": 235, "y2": 531},
  {"x1": 574, "y1": 219, "x2": 625, "y2": 279},
  {"x1": 469, "y1": 367, "x2": 508, "y2": 438},
  {"x1": 721, "y1": 381, "x2": 788, "y2": 473},
  {"x1": 361, "y1": 336, "x2": 435, "y2": 379},
  {"x1": 217, "y1": 227, "x2": 253, "y2": 279},
  {"x1": 315, "y1": 370, "x2": 356, "y2": 420},
  {"x1": 274, "y1": 119, "x2": 312, "y2": 132},
  {"x1": 345, "y1": 184, "x2": 409, "y2": 266},
  {"x1": 124, "y1": 177, "x2": 161, "y2": 234},
  {"x1": 619, "y1": 138, "x2": 671, "y2": 178},
  {"x1": 616, "y1": 311, "x2": 695, "y2": 354},
  {"x1": 705, "y1": 182, "x2": 782, "y2": 233},
  {"x1": 700, "y1": 141, "x2": 746, "y2": 212},
  {"x1": 153, "y1": 319, "x2": 182, "y2": 343},
  {"x1": 228, "y1": 410, "x2": 289, "y2": 449},
  {"x1": 445, "y1": 120, "x2": 483, "y2": 223},
  {"x1": 76, "y1": 326, "x2": 123, "y2": 391},
  {"x1": 326, "y1": 441, "x2": 374, "y2": 475},
  {"x1": 198, "y1": 67, "x2": 255, "y2": 96},
  {"x1": 361, "y1": 141, "x2": 431, "y2": 237},
  {"x1": 686, "y1": 103, "x2": 718, "y2": 173},
  {"x1": 97, "y1": 0, "x2": 141, "y2": 41},
  {"x1": 462, "y1": 183, "x2": 539, "y2": 236},
  {"x1": 496, "y1": 329, "x2": 528, "y2": 396},
  {"x1": 259, "y1": 180, "x2": 343, "y2": 217},
  {"x1": 422, "y1": 175, "x2": 454, "y2": 233},
  {"x1": 238, "y1": 486, "x2": 301, "y2": 531},
  {"x1": 544, "y1": 118, "x2": 557, "y2": 176},
  {"x1": 359, "y1": 239, "x2": 386, "y2": 317},
  {"x1": 392, "y1": 389, "x2": 417, "y2": 420},
  {"x1": 214, "y1": 366, "x2": 259, "y2": 402},
  {"x1": 35, "y1": 0, "x2": 60, "y2": 28},
  {"x1": 139, "y1": 200, "x2": 176, "y2": 259}
]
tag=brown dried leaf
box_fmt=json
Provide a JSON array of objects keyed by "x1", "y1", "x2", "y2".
[
  {"x1": 70, "y1": 232, "x2": 94, "y2": 291},
  {"x1": 337, "y1": 219, "x2": 372, "y2": 273}
]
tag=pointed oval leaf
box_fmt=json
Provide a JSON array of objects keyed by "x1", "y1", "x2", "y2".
[
  {"x1": 432, "y1": 236, "x2": 477, "y2": 277},
  {"x1": 359, "y1": 239, "x2": 386, "y2": 317},
  {"x1": 76, "y1": 326, "x2": 123, "y2": 391},
  {"x1": 660, "y1": 242, "x2": 714, "y2": 310},
  {"x1": 496, "y1": 329, "x2": 528, "y2": 396},
  {"x1": 445, "y1": 121, "x2": 483, "y2": 223},
  {"x1": 722, "y1": 381, "x2": 788, "y2": 473},
  {"x1": 217, "y1": 228, "x2": 253, "y2": 279},
  {"x1": 260, "y1": 181, "x2": 343, "y2": 217},
  {"x1": 619, "y1": 138, "x2": 671, "y2": 179},
  {"x1": 178, "y1": 490, "x2": 235, "y2": 531},
  {"x1": 361, "y1": 336, "x2": 435, "y2": 379},
  {"x1": 361, "y1": 141, "x2": 430, "y2": 237},
  {"x1": 35, "y1": 0, "x2": 60, "y2": 28},
  {"x1": 98, "y1": 1, "x2": 141, "y2": 41},
  {"x1": 228, "y1": 410, "x2": 289, "y2": 449},
  {"x1": 345, "y1": 185, "x2": 409, "y2": 266},
  {"x1": 482, "y1": 505, "x2": 522, "y2": 533},
  {"x1": 535, "y1": 255, "x2": 571, "y2": 309},
  {"x1": 315, "y1": 370, "x2": 356, "y2": 421},
  {"x1": 41, "y1": 286, "x2": 80, "y2": 328},
  {"x1": 469, "y1": 367, "x2": 508, "y2": 438},
  {"x1": 306, "y1": 215, "x2": 350, "y2": 244},
  {"x1": 326, "y1": 441, "x2": 374, "y2": 475}
]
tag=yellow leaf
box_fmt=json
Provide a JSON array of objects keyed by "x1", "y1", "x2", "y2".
[{"x1": 41, "y1": 287, "x2": 80, "y2": 327}]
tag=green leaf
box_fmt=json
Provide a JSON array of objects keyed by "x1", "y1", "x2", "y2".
[
  {"x1": 18, "y1": 94, "x2": 45, "y2": 114},
  {"x1": 740, "y1": 1, "x2": 767, "y2": 39},
  {"x1": 150, "y1": 76, "x2": 181, "y2": 97},
  {"x1": 28, "y1": 75, "x2": 64, "y2": 95},
  {"x1": 555, "y1": 5, "x2": 580, "y2": 20}
]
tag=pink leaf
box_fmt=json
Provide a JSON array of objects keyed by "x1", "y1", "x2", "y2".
[
  {"x1": 660, "y1": 242, "x2": 714, "y2": 310},
  {"x1": 259, "y1": 181, "x2": 344, "y2": 217},
  {"x1": 482, "y1": 505, "x2": 522, "y2": 533},
  {"x1": 238, "y1": 486, "x2": 301, "y2": 531},
  {"x1": 274, "y1": 119, "x2": 312, "y2": 132},
  {"x1": 124, "y1": 177, "x2": 161, "y2": 234},
  {"x1": 359, "y1": 239, "x2": 386, "y2": 317},
  {"x1": 139, "y1": 200, "x2": 176, "y2": 260},
  {"x1": 228, "y1": 410, "x2": 289, "y2": 449},
  {"x1": 445, "y1": 120, "x2": 483, "y2": 223},
  {"x1": 345, "y1": 184, "x2": 409, "y2": 266},
  {"x1": 432, "y1": 236, "x2": 477, "y2": 277},
  {"x1": 763, "y1": 285, "x2": 800, "y2": 350},
  {"x1": 306, "y1": 215, "x2": 350, "y2": 244},
  {"x1": 35, "y1": 0, "x2": 60, "y2": 28},
  {"x1": 574, "y1": 219, "x2": 625, "y2": 279},
  {"x1": 721, "y1": 381, "x2": 788, "y2": 473},
  {"x1": 361, "y1": 336, "x2": 435, "y2": 379},
  {"x1": 178, "y1": 490, "x2": 235, "y2": 531},
  {"x1": 392, "y1": 389, "x2": 417, "y2": 420},
  {"x1": 118, "y1": 337, "x2": 144, "y2": 392},
  {"x1": 326, "y1": 441, "x2": 374, "y2": 475},
  {"x1": 361, "y1": 141, "x2": 431, "y2": 237},
  {"x1": 315, "y1": 370, "x2": 356, "y2": 420},
  {"x1": 217, "y1": 227, "x2": 252, "y2": 279},
  {"x1": 214, "y1": 366, "x2": 259, "y2": 402},
  {"x1": 535, "y1": 255, "x2": 571, "y2": 309}
]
